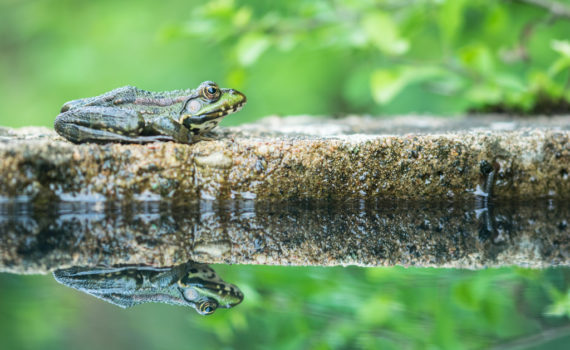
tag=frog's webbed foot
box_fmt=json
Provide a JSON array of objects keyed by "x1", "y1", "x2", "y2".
[
  {"x1": 191, "y1": 134, "x2": 216, "y2": 142},
  {"x1": 192, "y1": 130, "x2": 226, "y2": 142}
]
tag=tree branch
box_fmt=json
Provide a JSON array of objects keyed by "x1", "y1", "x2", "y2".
[
  {"x1": 515, "y1": 0, "x2": 570, "y2": 19},
  {"x1": 490, "y1": 324, "x2": 570, "y2": 350}
]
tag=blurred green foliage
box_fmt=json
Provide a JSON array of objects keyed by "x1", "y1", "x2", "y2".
[
  {"x1": 0, "y1": 1, "x2": 569, "y2": 347},
  {"x1": 179, "y1": 0, "x2": 570, "y2": 114},
  {"x1": 0, "y1": 266, "x2": 569, "y2": 350},
  {"x1": 1, "y1": 0, "x2": 569, "y2": 129}
]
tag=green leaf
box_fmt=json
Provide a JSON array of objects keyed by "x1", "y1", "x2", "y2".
[
  {"x1": 548, "y1": 57, "x2": 570, "y2": 77},
  {"x1": 484, "y1": 5, "x2": 508, "y2": 35},
  {"x1": 493, "y1": 73, "x2": 526, "y2": 92},
  {"x1": 549, "y1": 40, "x2": 570, "y2": 77},
  {"x1": 545, "y1": 290, "x2": 570, "y2": 318},
  {"x1": 453, "y1": 281, "x2": 479, "y2": 310},
  {"x1": 551, "y1": 39, "x2": 570, "y2": 58},
  {"x1": 371, "y1": 66, "x2": 445, "y2": 104},
  {"x1": 232, "y1": 6, "x2": 252, "y2": 28},
  {"x1": 371, "y1": 69, "x2": 407, "y2": 104},
  {"x1": 529, "y1": 72, "x2": 564, "y2": 97},
  {"x1": 235, "y1": 32, "x2": 271, "y2": 66},
  {"x1": 361, "y1": 11, "x2": 409, "y2": 55},
  {"x1": 459, "y1": 44, "x2": 495, "y2": 76},
  {"x1": 357, "y1": 296, "x2": 401, "y2": 325},
  {"x1": 438, "y1": 0, "x2": 465, "y2": 47},
  {"x1": 465, "y1": 83, "x2": 502, "y2": 104},
  {"x1": 202, "y1": 0, "x2": 235, "y2": 17}
]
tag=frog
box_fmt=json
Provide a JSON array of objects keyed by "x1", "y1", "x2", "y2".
[
  {"x1": 53, "y1": 261, "x2": 243, "y2": 315},
  {"x1": 54, "y1": 81, "x2": 246, "y2": 144}
]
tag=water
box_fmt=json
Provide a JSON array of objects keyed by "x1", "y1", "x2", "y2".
[
  {"x1": 0, "y1": 199, "x2": 568, "y2": 349},
  {"x1": 0, "y1": 199, "x2": 567, "y2": 271}
]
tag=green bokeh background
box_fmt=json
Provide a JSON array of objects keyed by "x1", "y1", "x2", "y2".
[
  {"x1": 1, "y1": 0, "x2": 569, "y2": 349},
  {"x1": 1, "y1": 0, "x2": 569, "y2": 128}
]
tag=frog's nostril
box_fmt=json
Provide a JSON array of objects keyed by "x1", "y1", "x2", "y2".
[{"x1": 229, "y1": 89, "x2": 247, "y2": 103}]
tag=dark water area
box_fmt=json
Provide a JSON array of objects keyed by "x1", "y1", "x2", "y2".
[{"x1": 0, "y1": 199, "x2": 568, "y2": 349}]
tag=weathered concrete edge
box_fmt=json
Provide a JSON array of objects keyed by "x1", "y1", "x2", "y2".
[{"x1": 0, "y1": 121, "x2": 568, "y2": 203}]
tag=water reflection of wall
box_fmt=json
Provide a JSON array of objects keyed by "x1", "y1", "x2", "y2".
[{"x1": 0, "y1": 200, "x2": 567, "y2": 273}]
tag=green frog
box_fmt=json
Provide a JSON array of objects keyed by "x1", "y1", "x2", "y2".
[
  {"x1": 53, "y1": 261, "x2": 243, "y2": 315},
  {"x1": 54, "y1": 81, "x2": 246, "y2": 144}
]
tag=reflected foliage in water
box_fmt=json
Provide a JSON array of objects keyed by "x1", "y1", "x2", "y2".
[
  {"x1": 0, "y1": 266, "x2": 569, "y2": 349},
  {"x1": 53, "y1": 261, "x2": 243, "y2": 315}
]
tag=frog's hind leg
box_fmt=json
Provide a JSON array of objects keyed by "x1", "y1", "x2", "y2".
[
  {"x1": 55, "y1": 106, "x2": 172, "y2": 144},
  {"x1": 56, "y1": 123, "x2": 176, "y2": 144}
]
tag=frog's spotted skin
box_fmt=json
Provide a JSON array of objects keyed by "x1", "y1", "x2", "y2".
[
  {"x1": 54, "y1": 81, "x2": 246, "y2": 144},
  {"x1": 53, "y1": 261, "x2": 243, "y2": 315}
]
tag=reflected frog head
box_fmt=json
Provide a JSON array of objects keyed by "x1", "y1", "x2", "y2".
[{"x1": 178, "y1": 265, "x2": 244, "y2": 315}]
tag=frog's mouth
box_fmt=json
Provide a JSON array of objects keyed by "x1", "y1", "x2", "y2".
[
  {"x1": 203, "y1": 99, "x2": 247, "y2": 119},
  {"x1": 178, "y1": 279, "x2": 244, "y2": 308},
  {"x1": 181, "y1": 99, "x2": 247, "y2": 130}
]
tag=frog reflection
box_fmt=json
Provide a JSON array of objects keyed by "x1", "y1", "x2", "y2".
[{"x1": 53, "y1": 261, "x2": 243, "y2": 315}]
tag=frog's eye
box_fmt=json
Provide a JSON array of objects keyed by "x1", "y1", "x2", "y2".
[
  {"x1": 203, "y1": 85, "x2": 220, "y2": 100},
  {"x1": 197, "y1": 300, "x2": 218, "y2": 315}
]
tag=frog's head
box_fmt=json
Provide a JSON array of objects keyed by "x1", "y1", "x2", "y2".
[
  {"x1": 178, "y1": 264, "x2": 244, "y2": 315},
  {"x1": 179, "y1": 81, "x2": 247, "y2": 134}
]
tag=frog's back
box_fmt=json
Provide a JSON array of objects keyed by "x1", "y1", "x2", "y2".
[
  {"x1": 60, "y1": 86, "x2": 139, "y2": 112},
  {"x1": 60, "y1": 86, "x2": 195, "y2": 114}
]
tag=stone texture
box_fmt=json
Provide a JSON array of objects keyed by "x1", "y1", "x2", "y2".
[
  {"x1": 0, "y1": 116, "x2": 568, "y2": 273},
  {"x1": 0, "y1": 115, "x2": 568, "y2": 203}
]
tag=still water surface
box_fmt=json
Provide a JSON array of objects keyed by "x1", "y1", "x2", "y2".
[{"x1": 0, "y1": 199, "x2": 568, "y2": 349}]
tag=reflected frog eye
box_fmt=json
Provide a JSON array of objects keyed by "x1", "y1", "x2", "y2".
[
  {"x1": 197, "y1": 300, "x2": 218, "y2": 315},
  {"x1": 203, "y1": 84, "x2": 220, "y2": 100}
]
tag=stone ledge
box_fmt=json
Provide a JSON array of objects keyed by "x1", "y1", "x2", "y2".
[{"x1": 0, "y1": 115, "x2": 568, "y2": 202}]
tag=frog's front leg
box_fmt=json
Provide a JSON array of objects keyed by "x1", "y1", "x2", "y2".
[
  {"x1": 55, "y1": 106, "x2": 173, "y2": 144},
  {"x1": 145, "y1": 115, "x2": 194, "y2": 144}
]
